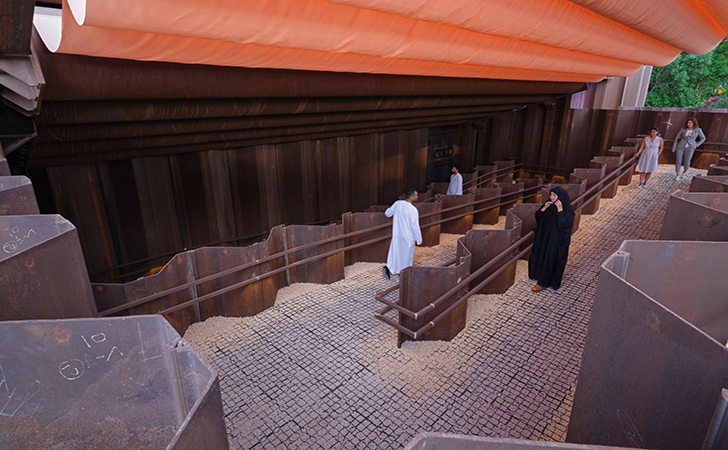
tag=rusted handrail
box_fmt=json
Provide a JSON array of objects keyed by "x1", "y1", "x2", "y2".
[
  {"x1": 461, "y1": 163, "x2": 521, "y2": 188},
  {"x1": 98, "y1": 182, "x2": 543, "y2": 316}
]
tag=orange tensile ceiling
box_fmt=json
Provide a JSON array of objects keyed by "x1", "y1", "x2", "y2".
[{"x1": 33, "y1": 0, "x2": 728, "y2": 83}]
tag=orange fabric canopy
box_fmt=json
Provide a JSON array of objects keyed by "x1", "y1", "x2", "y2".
[{"x1": 33, "y1": 0, "x2": 728, "y2": 83}]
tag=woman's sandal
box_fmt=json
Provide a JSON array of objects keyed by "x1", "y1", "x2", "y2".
[{"x1": 531, "y1": 285, "x2": 545, "y2": 293}]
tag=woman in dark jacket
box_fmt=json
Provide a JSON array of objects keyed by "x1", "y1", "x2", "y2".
[{"x1": 529, "y1": 186, "x2": 575, "y2": 292}]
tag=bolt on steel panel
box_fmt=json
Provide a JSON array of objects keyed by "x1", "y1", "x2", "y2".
[
  {"x1": 463, "y1": 219, "x2": 522, "y2": 295},
  {"x1": 0, "y1": 176, "x2": 39, "y2": 215},
  {"x1": 567, "y1": 240, "x2": 728, "y2": 450},
  {"x1": 494, "y1": 182, "x2": 525, "y2": 216},
  {"x1": 405, "y1": 433, "x2": 633, "y2": 450},
  {"x1": 0, "y1": 315, "x2": 229, "y2": 450},
  {"x1": 689, "y1": 176, "x2": 728, "y2": 193},
  {"x1": 437, "y1": 193, "x2": 475, "y2": 234},
  {"x1": 660, "y1": 190, "x2": 728, "y2": 241},
  {"x1": 398, "y1": 239, "x2": 471, "y2": 347},
  {"x1": 472, "y1": 187, "x2": 502, "y2": 225},
  {"x1": 0, "y1": 215, "x2": 97, "y2": 321}
]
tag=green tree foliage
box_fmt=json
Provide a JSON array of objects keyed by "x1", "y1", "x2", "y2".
[{"x1": 646, "y1": 41, "x2": 728, "y2": 108}]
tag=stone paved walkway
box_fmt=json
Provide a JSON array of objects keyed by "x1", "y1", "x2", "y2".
[{"x1": 184, "y1": 165, "x2": 696, "y2": 449}]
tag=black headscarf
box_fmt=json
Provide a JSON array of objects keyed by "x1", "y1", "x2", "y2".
[{"x1": 528, "y1": 185, "x2": 575, "y2": 290}]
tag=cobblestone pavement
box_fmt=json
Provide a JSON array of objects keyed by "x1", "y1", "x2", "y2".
[{"x1": 184, "y1": 165, "x2": 695, "y2": 449}]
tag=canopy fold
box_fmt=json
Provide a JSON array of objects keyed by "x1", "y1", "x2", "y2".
[{"x1": 33, "y1": 0, "x2": 728, "y2": 83}]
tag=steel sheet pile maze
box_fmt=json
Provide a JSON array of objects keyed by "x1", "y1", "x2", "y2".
[{"x1": 375, "y1": 143, "x2": 638, "y2": 347}]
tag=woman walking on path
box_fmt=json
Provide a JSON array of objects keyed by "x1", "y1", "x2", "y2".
[
  {"x1": 635, "y1": 127, "x2": 663, "y2": 188},
  {"x1": 529, "y1": 186, "x2": 575, "y2": 293},
  {"x1": 672, "y1": 118, "x2": 706, "y2": 180}
]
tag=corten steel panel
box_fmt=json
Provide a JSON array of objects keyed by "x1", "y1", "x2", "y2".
[
  {"x1": 506, "y1": 203, "x2": 541, "y2": 260},
  {"x1": 0, "y1": 158, "x2": 10, "y2": 176},
  {"x1": 428, "y1": 182, "x2": 452, "y2": 196},
  {"x1": 0, "y1": 316, "x2": 228, "y2": 450},
  {"x1": 415, "y1": 201, "x2": 442, "y2": 247},
  {"x1": 473, "y1": 187, "x2": 502, "y2": 225},
  {"x1": 608, "y1": 147, "x2": 637, "y2": 186},
  {"x1": 246, "y1": 225, "x2": 287, "y2": 312},
  {"x1": 694, "y1": 152, "x2": 721, "y2": 170},
  {"x1": 398, "y1": 239, "x2": 472, "y2": 347},
  {"x1": 719, "y1": 157, "x2": 728, "y2": 167},
  {"x1": 659, "y1": 191, "x2": 728, "y2": 242},
  {"x1": 95, "y1": 252, "x2": 200, "y2": 334},
  {"x1": 405, "y1": 433, "x2": 633, "y2": 450},
  {"x1": 473, "y1": 165, "x2": 497, "y2": 189},
  {"x1": 0, "y1": 176, "x2": 39, "y2": 215},
  {"x1": 593, "y1": 155, "x2": 624, "y2": 199},
  {"x1": 567, "y1": 240, "x2": 728, "y2": 450},
  {"x1": 342, "y1": 212, "x2": 390, "y2": 265},
  {"x1": 517, "y1": 177, "x2": 544, "y2": 204},
  {"x1": 0, "y1": 215, "x2": 97, "y2": 321},
  {"x1": 494, "y1": 182, "x2": 525, "y2": 216},
  {"x1": 689, "y1": 176, "x2": 728, "y2": 193},
  {"x1": 285, "y1": 224, "x2": 345, "y2": 285},
  {"x1": 571, "y1": 165, "x2": 606, "y2": 215},
  {"x1": 494, "y1": 160, "x2": 515, "y2": 183},
  {"x1": 193, "y1": 244, "x2": 272, "y2": 320},
  {"x1": 708, "y1": 165, "x2": 728, "y2": 176},
  {"x1": 463, "y1": 220, "x2": 522, "y2": 295},
  {"x1": 437, "y1": 194, "x2": 475, "y2": 234},
  {"x1": 0, "y1": 0, "x2": 34, "y2": 56}
]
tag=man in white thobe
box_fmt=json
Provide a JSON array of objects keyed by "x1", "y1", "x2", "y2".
[
  {"x1": 383, "y1": 189, "x2": 423, "y2": 279},
  {"x1": 447, "y1": 166, "x2": 463, "y2": 195}
]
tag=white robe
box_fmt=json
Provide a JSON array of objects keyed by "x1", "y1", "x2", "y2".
[
  {"x1": 385, "y1": 200, "x2": 423, "y2": 274},
  {"x1": 447, "y1": 173, "x2": 463, "y2": 195}
]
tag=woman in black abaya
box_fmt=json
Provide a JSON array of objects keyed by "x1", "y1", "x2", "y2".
[{"x1": 528, "y1": 186, "x2": 575, "y2": 292}]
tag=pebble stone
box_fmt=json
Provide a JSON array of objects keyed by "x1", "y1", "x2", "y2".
[{"x1": 184, "y1": 165, "x2": 692, "y2": 449}]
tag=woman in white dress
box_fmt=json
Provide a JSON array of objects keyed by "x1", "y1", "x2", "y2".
[{"x1": 635, "y1": 127, "x2": 663, "y2": 188}]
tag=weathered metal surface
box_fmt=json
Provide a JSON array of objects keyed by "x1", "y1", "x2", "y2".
[
  {"x1": 0, "y1": 215, "x2": 97, "y2": 321},
  {"x1": 0, "y1": 0, "x2": 34, "y2": 56},
  {"x1": 505, "y1": 203, "x2": 541, "y2": 260},
  {"x1": 719, "y1": 157, "x2": 728, "y2": 167},
  {"x1": 592, "y1": 155, "x2": 623, "y2": 199},
  {"x1": 284, "y1": 224, "x2": 345, "y2": 284},
  {"x1": 494, "y1": 182, "x2": 525, "y2": 216},
  {"x1": 0, "y1": 315, "x2": 229, "y2": 450},
  {"x1": 517, "y1": 177, "x2": 544, "y2": 203},
  {"x1": 472, "y1": 164, "x2": 497, "y2": 189},
  {"x1": 494, "y1": 160, "x2": 515, "y2": 183},
  {"x1": 415, "y1": 201, "x2": 443, "y2": 247},
  {"x1": 608, "y1": 147, "x2": 637, "y2": 186},
  {"x1": 438, "y1": 194, "x2": 475, "y2": 234},
  {"x1": 428, "y1": 182, "x2": 452, "y2": 196},
  {"x1": 398, "y1": 239, "x2": 471, "y2": 347},
  {"x1": 659, "y1": 190, "x2": 728, "y2": 241},
  {"x1": 405, "y1": 433, "x2": 633, "y2": 450},
  {"x1": 707, "y1": 164, "x2": 728, "y2": 176},
  {"x1": 0, "y1": 176, "x2": 39, "y2": 215},
  {"x1": 571, "y1": 164, "x2": 606, "y2": 215},
  {"x1": 342, "y1": 212, "x2": 390, "y2": 265},
  {"x1": 689, "y1": 176, "x2": 728, "y2": 193},
  {"x1": 473, "y1": 187, "x2": 502, "y2": 225},
  {"x1": 462, "y1": 219, "x2": 522, "y2": 295},
  {"x1": 93, "y1": 226, "x2": 289, "y2": 334},
  {"x1": 567, "y1": 240, "x2": 728, "y2": 450},
  {"x1": 0, "y1": 158, "x2": 10, "y2": 176}
]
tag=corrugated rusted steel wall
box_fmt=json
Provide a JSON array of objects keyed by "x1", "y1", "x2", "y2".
[{"x1": 39, "y1": 129, "x2": 429, "y2": 279}]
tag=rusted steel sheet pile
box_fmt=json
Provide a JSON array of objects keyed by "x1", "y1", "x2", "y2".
[
  {"x1": 405, "y1": 433, "x2": 633, "y2": 450},
  {"x1": 0, "y1": 316, "x2": 229, "y2": 450},
  {"x1": 375, "y1": 143, "x2": 638, "y2": 346},
  {"x1": 660, "y1": 191, "x2": 728, "y2": 241},
  {"x1": 568, "y1": 241, "x2": 728, "y2": 450}
]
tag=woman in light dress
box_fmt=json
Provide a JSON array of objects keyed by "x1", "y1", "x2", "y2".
[
  {"x1": 635, "y1": 127, "x2": 663, "y2": 188},
  {"x1": 671, "y1": 117, "x2": 706, "y2": 180}
]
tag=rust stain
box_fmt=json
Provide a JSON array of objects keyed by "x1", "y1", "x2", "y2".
[
  {"x1": 53, "y1": 327, "x2": 72, "y2": 345},
  {"x1": 646, "y1": 311, "x2": 661, "y2": 331}
]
